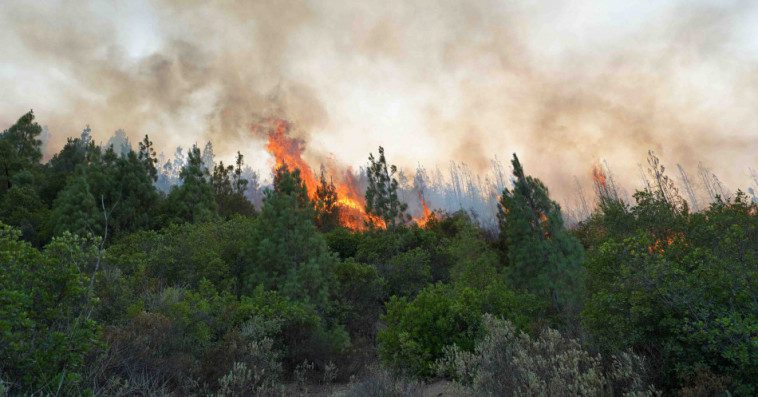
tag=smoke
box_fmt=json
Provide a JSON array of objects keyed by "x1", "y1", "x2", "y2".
[{"x1": 1, "y1": 0, "x2": 757, "y2": 202}]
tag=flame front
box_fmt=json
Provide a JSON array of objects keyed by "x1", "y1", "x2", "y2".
[{"x1": 259, "y1": 118, "x2": 393, "y2": 230}]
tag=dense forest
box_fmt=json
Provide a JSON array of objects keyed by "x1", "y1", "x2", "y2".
[{"x1": 0, "y1": 111, "x2": 756, "y2": 396}]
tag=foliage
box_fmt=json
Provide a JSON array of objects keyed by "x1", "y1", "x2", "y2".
[
  {"x1": 331, "y1": 259, "x2": 385, "y2": 338},
  {"x1": 0, "y1": 224, "x2": 101, "y2": 395},
  {"x1": 165, "y1": 144, "x2": 218, "y2": 224},
  {"x1": 582, "y1": 192, "x2": 758, "y2": 394},
  {"x1": 438, "y1": 314, "x2": 656, "y2": 396},
  {"x1": 211, "y1": 152, "x2": 256, "y2": 219},
  {"x1": 378, "y1": 282, "x2": 540, "y2": 377},
  {"x1": 0, "y1": 110, "x2": 755, "y2": 394},
  {"x1": 334, "y1": 367, "x2": 424, "y2": 397},
  {"x1": 379, "y1": 247, "x2": 432, "y2": 298},
  {"x1": 315, "y1": 165, "x2": 340, "y2": 231},
  {"x1": 0, "y1": 184, "x2": 49, "y2": 245},
  {"x1": 0, "y1": 111, "x2": 42, "y2": 195},
  {"x1": 498, "y1": 154, "x2": 585, "y2": 324},
  {"x1": 241, "y1": 176, "x2": 337, "y2": 312},
  {"x1": 365, "y1": 146, "x2": 410, "y2": 228}
]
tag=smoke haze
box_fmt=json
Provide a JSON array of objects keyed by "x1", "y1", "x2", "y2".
[{"x1": 1, "y1": 0, "x2": 757, "y2": 202}]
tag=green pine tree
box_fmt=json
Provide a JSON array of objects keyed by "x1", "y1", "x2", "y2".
[
  {"x1": 165, "y1": 145, "x2": 217, "y2": 224},
  {"x1": 273, "y1": 162, "x2": 312, "y2": 213},
  {"x1": 211, "y1": 152, "x2": 255, "y2": 218},
  {"x1": 50, "y1": 174, "x2": 102, "y2": 237},
  {"x1": 365, "y1": 146, "x2": 409, "y2": 229},
  {"x1": 0, "y1": 111, "x2": 43, "y2": 194},
  {"x1": 138, "y1": 134, "x2": 159, "y2": 182},
  {"x1": 497, "y1": 154, "x2": 585, "y2": 322},
  {"x1": 242, "y1": 167, "x2": 336, "y2": 312}
]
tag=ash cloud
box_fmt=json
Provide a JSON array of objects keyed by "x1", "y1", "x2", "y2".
[{"x1": 0, "y1": 0, "x2": 756, "y2": 201}]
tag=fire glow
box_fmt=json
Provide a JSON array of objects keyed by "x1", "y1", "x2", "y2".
[{"x1": 258, "y1": 118, "x2": 431, "y2": 230}]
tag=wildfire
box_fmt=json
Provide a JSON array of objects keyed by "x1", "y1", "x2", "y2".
[
  {"x1": 592, "y1": 164, "x2": 607, "y2": 191},
  {"x1": 415, "y1": 191, "x2": 434, "y2": 227},
  {"x1": 258, "y1": 118, "x2": 423, "y2": 230},
  {"x1": 648, "y1": 232, "x2": 684, "y2": 254}
]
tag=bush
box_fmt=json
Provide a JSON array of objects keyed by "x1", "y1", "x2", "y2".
[
  {"x1": 332, "y1": 259, "x2": 385, "y2": 338},
  {"x1": 333, "y1": 367, "x2": 424, "y2": 397},
  {"x1": 378, "y1": 282, "x2": 539, "y2": 377},
  {"x1": 0, "y1": 225, "x2": 101, "y2": 394},
  {"x1": 379, "y1": 247, "x2": 432, "y2": 298},
  {"x1": 583, "y1": 227, "x2": 758, "y2": 393},
  {"x1": 105, "y1": 217, "x2": 257, "y2": 293},
  {"x1": 234, "y1": 287, "x2": 350, "y2": 373},
  {"x1": 438, "y1": 314, "x2": 656, "y2": 396},
  {"x1": 326, "y1": 227, "x2": 362, "y2": 259},
  {"x1": 213, "y1": 318, "x2": 283, "y2": 396}
]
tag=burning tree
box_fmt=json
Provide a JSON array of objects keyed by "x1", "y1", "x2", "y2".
[
  {"x1": 365, "y1": 146, "x2": 410, "y2": 229},
  {"x1": 259, "y1": 118, "x2": 392, "y2": 230},
  {"x1": 315, "y1": 165, "x2": 340, "y2": 231}
]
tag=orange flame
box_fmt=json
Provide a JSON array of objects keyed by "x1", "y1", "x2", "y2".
[
  {"x1": 265, "y1": 119, "x2": 319, "y2": 196},
  {"x1": 648, "y1": 232, "x2": 683, "y2": 254},
  {"x1": 415, "y1": 190, "x2": 434, "y2": 227},
  {"x1": 258, "y1": 118, "x2": 391, "y2": 230},
  {"x1": 592, "y1": 164, "x2": 607, "y2": 190}
]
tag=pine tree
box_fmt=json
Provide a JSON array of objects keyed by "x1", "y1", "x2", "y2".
[
  {"x1": 365, "y1": 146, "x2": 409, "y2": 228},
  {"x1": 233, "y1": 151, "x2": 248, "y2": 195},
  {"x1": 497, "y1": 154, "x2": 584, "y2": 322},
  {"x1": 50, "y1": 174, "x2": 101, "y2": 237},
  {"x1": 0, "y1": 111, "x2": 43, "y2": 193},
  {"x1": 243, "y1": 166, "x2": 336, "y2": 311},
  {"x1": 138, "y1": 134, "x2": 159, "y2": 181},
  {"x1": 211, "y1": 154, "x2": 255, "y2": 218},
  {"x1": 165, "y1": 145, "x2": 217, "y2": 223},
  {"x1": 315, "y1": 165, "x2": 340, "y2": 231},
  {"x1": 273, "y1": 162, "x2": 312, "y2": 212},
  {"x1": 106, "y1": 129, "x2": 132, "y2": 157}
]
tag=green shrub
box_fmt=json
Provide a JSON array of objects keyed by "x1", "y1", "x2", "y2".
[
  {"x1": 0, "y1": 225, "x2": 101, "y2": 394},
  {"x1": 326, "y1": 227, "x2": 362, "y2": 259},
  {"x1": 235, "y1": 287, "x2": 350, "y2": 373},
  {"x1": 379, "y1": 247, "x2": 432, "y2": 298},
  {"x1": 333, "y1": 367, "x2": 424, "y2": 397},
  {"x1": 583, "y1": 228, "x2": 758, "y2": 394},
  {"x1": 378, "y1": 282, "x2": 539, "y2": 377},
  {"x1": 438, "y1": 315, "x2": 656, "y2": 396},
  {"x1": 332, "y1": 259, "x2": 385, "y2": 337}
]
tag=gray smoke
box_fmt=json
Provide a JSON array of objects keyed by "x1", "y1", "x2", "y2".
[{"x1": 0, "y1": 0, "x2": 756, "y2": 204}]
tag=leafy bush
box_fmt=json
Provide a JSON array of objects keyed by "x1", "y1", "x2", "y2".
[
  {"x1": 234, "y1": 287, "x2": 349, "y2": 373},
  {"x1": 379, "y1": 247, "x2": 432, "y2": 298},
  {"x1": 326, "y1": 227, "x2": 362, "y2": 259},
  {"x1": 438, "y1": 315, "x2": 655, "y2": 396},
  {"x1": 105, "y1": 216, "x2": 257, "y2": 293},
  {"x1": 332, "y1": 259, "x2": 385, "y2": 338},
  {"x1": 0, "y1": 225, "x2": 101, "y2": 394},
  {"x1": 582, "y1": 193, "x2": 758, "y2": 394},
  {"x1": 378, "y1": 282, "x2": 539, "y2": 377}
]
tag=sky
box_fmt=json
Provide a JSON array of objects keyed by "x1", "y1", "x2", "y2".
[{"x1": 1, "y1": 0, "x2": 757, "y2": 201}]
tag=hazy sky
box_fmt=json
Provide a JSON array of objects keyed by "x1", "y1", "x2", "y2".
[{"x1": 1, "y1": 0, "x2": 757, "y2": 200}]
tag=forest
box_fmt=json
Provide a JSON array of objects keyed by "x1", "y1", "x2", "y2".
[{"x1": 0, "y1": 111, "x2": 756, "y2": 396}]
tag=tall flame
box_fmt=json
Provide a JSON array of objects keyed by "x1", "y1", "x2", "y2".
[
  {"x1": 415, "y1": 190, "x2": 433, "y2": 227},
  {"x1": 258, "y1": 118, "x2": 398, "y2": 230}
]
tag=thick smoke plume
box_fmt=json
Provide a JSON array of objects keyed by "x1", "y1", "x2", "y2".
[{"x1": 1, "y1": 0, "x2": 757, "y2": 204}]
